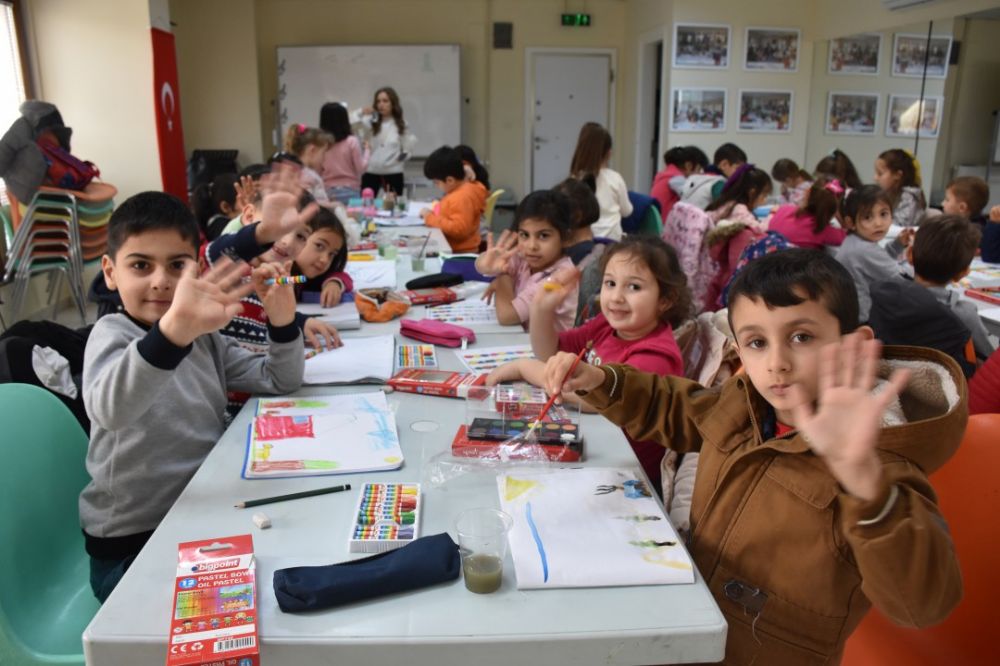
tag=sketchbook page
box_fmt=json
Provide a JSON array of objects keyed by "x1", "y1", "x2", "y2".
[
  {"x1": 243, "y1": 392, "x2": 402, "y2": 479},
  {"x1": 425, "y1": 300, "x2": 499, "y2": 325},
  {"x1": 497, "y1": 468, "x2": 694, "y2": 589},
  {"x1": 303, "y1": 334, "x2": 395, "y2": 385},
  {"x1": 966, "y1": 260, "x2": 1000, "y2": 288},
  {"x1": 978, "y1": 307, "x2": 1000, "y2": 325},
  {"x1": 374, "y1": 215, "x2": 426, "y2": 227},
  {"x1": 296, "y1": 301, "x2": 362, "y2": 330},
  {"x1": 407, "y1": 200, "x2": 433, "y2": 217},
  {"x1": 345, "y1": 259, "x2": 398, "y2": 289},
  {"x1": 256, "y1": 391, "x2": 390, "y2": 416},
  {"x1": 450, "y1": 281, "x2": 489, "y2": 300},
  {"x1": 457, "y1": 344, "x2": 535, "y2": 373}
]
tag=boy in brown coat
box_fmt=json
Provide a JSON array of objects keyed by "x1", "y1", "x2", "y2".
[{"x1": 544, "y1": 248, "x2": 964, "y2": 665}]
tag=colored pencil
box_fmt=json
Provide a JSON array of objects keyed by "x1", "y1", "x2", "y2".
[{"x1": 235, "y1": 483, "x2": 351, "y2": 508}]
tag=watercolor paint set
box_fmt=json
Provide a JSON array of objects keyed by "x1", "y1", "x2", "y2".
[
  {"x1": 465, "y1": 417, "x2": 580, "y2": 444},
  {"x1": 348, "y1": 483, "x2": 422, "y2": 553}
]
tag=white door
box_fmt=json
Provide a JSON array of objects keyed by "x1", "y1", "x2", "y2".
[{"x1": 530, "y1": 53, "x2": 612, "y2": 191}]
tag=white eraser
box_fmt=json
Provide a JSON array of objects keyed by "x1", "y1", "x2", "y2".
[{"x1": 252, "y1": 512, "x2": 271, "y2": 529}]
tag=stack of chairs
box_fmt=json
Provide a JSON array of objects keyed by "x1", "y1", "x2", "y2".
[{"x1": 1, "y1": 182, "x2": 116, "y2": 325}]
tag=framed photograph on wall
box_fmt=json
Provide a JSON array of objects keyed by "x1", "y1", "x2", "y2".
[
  {"x1": 891, "y1": 34, "x2": 952, "y2": 78},
  {"x1": 828, "y1": 33, "x2": 882, "y2": 75},
  {"x1": 886, "y1": 94, "x2": 943, "y2": 138},
  {"x1": 825, "y1": 92, "x2": 879, "y2": 135},
  {"x1": 744, "y1": 27, "x2": 800, "y2": 72},
  {"x1": 670, "y1": 88, "x2": 727, "y2": 132},
  {"x1": 673, "y1": 24, "x2": 731, "y2": 69},
  {"x1": 738, "y1": 90, "x2": 793, "y2": 133}
]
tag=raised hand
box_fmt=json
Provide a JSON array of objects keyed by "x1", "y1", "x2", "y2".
[
  {"x1": 233, "y1": 175, "x2": 258, "y2": 212},
  {"x1": 789, "y1": 333, "x2": 910, "y2": 501},
  {"x1": 475, "y1": 229, "x2": 518, "y2": 275},
  {"x1": 989, "y1": 204, "x2": 1000, "y2": 223},
  {"x1": 253, "y1": 262, "x2": 296, "y2": 328},
  {"x1": 255, "y1": 163, "x2": 319, "y2": 245},
  {"x1": 532, "y1": 265, "x2": 580, "y2": 312},
  {"x1": 159, "y1": 258, "x2": 254, "y2": 347}
]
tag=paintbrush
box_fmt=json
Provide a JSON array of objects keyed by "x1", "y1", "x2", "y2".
[{"x1": 503, "y1": 341, "x2": 592, "y2": 452}]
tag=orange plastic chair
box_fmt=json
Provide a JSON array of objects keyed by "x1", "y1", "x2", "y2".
[{"x1": 842, "y1": 413, "x2": 1000, "y2": 665}]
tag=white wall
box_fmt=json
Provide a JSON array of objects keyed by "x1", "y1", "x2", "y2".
[
  {"x1": 25, "y1": 0, "x2": 162, "y2": 201},
  {"x1": 805, "y1": 20, "x2": 952, "y2": 203},
  {"x1": 660, "y1": 0, "x2": 817, "y2": 182}
]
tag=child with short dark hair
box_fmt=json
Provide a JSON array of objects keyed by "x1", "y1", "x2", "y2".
[
  {"x1": 767, "y1": 175, "x2": 846, "y2": 250},
  {"x1": 545, "y1": 248, "x2": 964, "y2": 664},
  {"x1": 420, "y1": 145, "x2": 488, "y2": 253},
  {"x1": 82, "y1": 191, "x2": 305, "y2": 603},
  {"x1": 835, "y1": 185, "x2": 912, "y2": 321},
  {"x1": 875, "y1": 148, "x2": 926, "y2": 227},
  {"x1": 941, "y1": 175, "x2": 999, "y2": 262},
  {"x1": 709, "y1": 143, "x2": 748, "y2": 201},
  {"x1": 910, "y1": 216, "x2": 993, "y2": 359},
  {"x1": 651, "y1": 146, "x2": 696, "y2": 219},
  {"x1": 475, "y1": 190, "x2": 579, "y2": 330}
]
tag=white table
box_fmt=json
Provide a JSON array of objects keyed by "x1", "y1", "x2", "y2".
[{"x1": 82, "y1": 333, "x2": 727, "y2": 665}]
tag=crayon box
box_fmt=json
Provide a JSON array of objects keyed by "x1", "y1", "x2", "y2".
[
  {"x1": 166, "y1": 535, "x2": 259, "y2": 666},
  {"x1": 348, "y1": 483, "x2": 422, "y2": 553}
]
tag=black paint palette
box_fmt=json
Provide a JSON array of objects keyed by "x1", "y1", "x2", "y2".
[{"x1": 467, "y1": 417, "x2": 580, "y2": 444}]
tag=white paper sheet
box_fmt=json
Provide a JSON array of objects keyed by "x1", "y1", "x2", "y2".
[
  {"x1": 345, "y1": 259, "x2": 398, "y2": 289},
  {"x1": 498, "y1": 468, "x2": 694, "y2": 589},
  {"x1": 296, "y1": 301, "x2": 361, "y2": 330},
  {"x1": 303, "y1": 334, "x2": 395, "y2": 384}
]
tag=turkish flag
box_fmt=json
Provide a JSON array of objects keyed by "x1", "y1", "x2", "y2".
[{"x1": 151, "y1": 28, "x2": 188, "y2": 202}]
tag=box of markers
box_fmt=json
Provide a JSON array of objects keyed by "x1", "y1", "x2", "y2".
[
  {"x1": 348, "y1": 483, "x2": 421, "y2": 553},
  {"x1": 166, "y1": 534, "x2": 259, "y2": 666}
]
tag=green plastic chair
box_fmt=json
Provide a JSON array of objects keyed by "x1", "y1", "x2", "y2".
[
  {"x1": 0, "y1": 383, "x2": 97, "y2": 665},
  {"x1": 637, "y1": 205, "x2": 663, "y2": 236}
]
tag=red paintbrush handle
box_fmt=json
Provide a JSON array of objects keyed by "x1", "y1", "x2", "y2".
[{"x1": 534, "y1": 343, "x2": 591, "y2": 425}]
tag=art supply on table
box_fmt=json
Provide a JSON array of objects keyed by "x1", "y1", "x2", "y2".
[
  {"x1": 236, "y1": 484, "x2": 352, "y2": 508},
  {"x1": 252, "y1": 512, "x2": 272, "y2": 529},
  {"x1": 498, "y1": 468, "x2": 694, "y2": 589},
  {"x1": 346, "y1": 258, "x2": 397, "y2": 289},
  {"x1": 400, "y1": 286, "x2": 459, "y2": 306},
  {"x1": 243, "y1": 392, "x2": 402, "y2": 479},
  {"x1": 450, "y1": 424, "x2": 583, "y2": 462},
  {"x1": 455, "y1": 508, "x2": 512, "y2": 594},
  {"x1": 167, "y1": 535, "x2": 259, "y2": 666},
  {"x1": 457, "y1": 344, "x2": 535, "y2": 373},
  {"x1": 303, "y1": 334, "x2": 394, "y2": 384},
  {"x1": 501, "y1": 342, "x2": 590, "y2": 449},
  {"x1": 396, "y1": 344, "x2": 438, "y2": 369},
  {"x1": 425, "y1": 300, "x2": 499, "y2": 325},
  {"x1": 387, "y1": 368, "x2": 487, "y2": 398},
  {"x1": 349, "y1": 483, "x2": 422, "y2": 553},
  {"x1": 400, "y1": 318, "x2": 476, "y2": 348},
  {"x1": 296, "y1": 300, "x2": 362, "y2": 330},
  {"x1": 411, "y1": 233, "x2": 431, "y2": 271},
  {"x1": 465, "y1": 417, "x2": 579, "y2": 444},
  {"x1": 965, "y1": 286, "x2": 1000, "y2": 306}
]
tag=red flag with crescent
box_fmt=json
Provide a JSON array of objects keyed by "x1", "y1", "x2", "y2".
[{"x1": 151, "y1": 28, "x2": 188, "y2": 202}]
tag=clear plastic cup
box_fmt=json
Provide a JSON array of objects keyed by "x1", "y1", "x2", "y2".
[{"x1": 455, "y1": 508, "x2": 512, "y2": 594}]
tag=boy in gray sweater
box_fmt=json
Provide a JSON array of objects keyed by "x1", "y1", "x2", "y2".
[
  {"x1": 81, "y1": 185, "x2": 311, "y2": 602},
  {"x1": 835, "y1": 185, "x2": 913, "y2": 322}
]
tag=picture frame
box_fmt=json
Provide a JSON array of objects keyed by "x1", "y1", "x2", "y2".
[
  {"x1": 891, "y1": 33, "x2": 952, "y2": 78},
  {"x1": 673, "y1": 23, "x2": 731, "y2": 69},
  {"x1": 670, "y1": 87, "x2": 727, "y2": 132},
  {"x1": 738, "y1": 90, "x2": 793, "y2": 133},
  {"x1": 886, "y1": 94, "x2": 943, "y2": 138},
  {"x1": 828, "y1": 33, "x2": 882, "y2": 75},
  {"x1": 825, "y1": 92, "x2": 879, "y2": 135},
  {"x1": 744, "y1": 27, "x2": 800, "y2": 72}
]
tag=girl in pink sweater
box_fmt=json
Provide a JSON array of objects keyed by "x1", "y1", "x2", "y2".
[{"x1": 767, "y1": 176, "x2": 847, "y2": 250}]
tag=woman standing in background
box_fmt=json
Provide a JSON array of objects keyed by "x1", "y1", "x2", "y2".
[{"x1": 353, "y1": 87, "x2": 416, "y2": 196}]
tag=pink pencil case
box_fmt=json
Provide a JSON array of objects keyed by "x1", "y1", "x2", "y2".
[{"x1": 400, "y1": 319, "x2": 476, "y2": 348}]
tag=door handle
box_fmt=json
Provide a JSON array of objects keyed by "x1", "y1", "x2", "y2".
[{"x1": 534, "y1": 137, "x2": 549, "y2": 144}]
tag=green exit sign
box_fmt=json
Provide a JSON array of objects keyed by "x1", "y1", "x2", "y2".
[{"x1": 561, "y1": 13, "x2": 591, "y2": 26}]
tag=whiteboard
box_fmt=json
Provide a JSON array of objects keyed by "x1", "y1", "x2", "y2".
[{"x1": 276, "y1": 45, "x2": 461, "y2": 158}]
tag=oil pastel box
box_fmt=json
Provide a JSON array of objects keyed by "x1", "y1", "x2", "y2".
[{"x1": 348, "y1": 483, "x2": 421, "y2": 553}]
